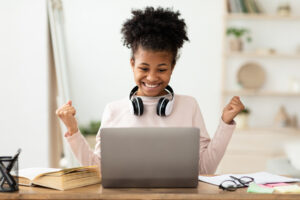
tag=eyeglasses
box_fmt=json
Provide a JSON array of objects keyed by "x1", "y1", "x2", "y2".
[{"x1": 219, "y1": 176, "x2": 254, "y2": 191}]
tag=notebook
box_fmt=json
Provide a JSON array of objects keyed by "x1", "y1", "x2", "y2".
[{"x1": 100, "y1": 127, "x2": 200, "y2": 188}]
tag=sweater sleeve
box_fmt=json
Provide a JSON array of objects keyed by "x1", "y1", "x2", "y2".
[
  {"x1": 65, "y1": 103, "x2": 112, "y2": 170},
  {"x1": 65, "y1": 129, "x2": 100, "y2": 167},
  {"x1": 192, "y1": 98, "x2": 236, "y2": 175}
]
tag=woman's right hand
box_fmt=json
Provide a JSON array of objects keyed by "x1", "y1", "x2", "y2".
[{"x1": 56, "y1": 100, "x2": 78, "y2": 136}]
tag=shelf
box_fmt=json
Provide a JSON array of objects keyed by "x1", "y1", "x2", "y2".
[
  {"x1": 223, "y1": 90, "x2": 300, "y2": 97},
  {"x1": 225, "y1": 13, "x2": 300, "y2": 20},
  {"x1": 226, "y1": 52, "x2": 300, "y2": 59},
  {"x1": 235, "y1": 127, "x2": 300, "y2": 134}
]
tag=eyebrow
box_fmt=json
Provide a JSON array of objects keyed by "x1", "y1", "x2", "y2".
[
  {"x1": 157, "y1": 63, "x2": 167, "y2": 67},
  {"x1": 139, "y1": 63, "x2": 167, "y2": 67}
]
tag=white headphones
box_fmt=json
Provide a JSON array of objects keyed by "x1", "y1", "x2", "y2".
[{"x1": 129, "y1": 85, "x2": 175, "y2": 117}]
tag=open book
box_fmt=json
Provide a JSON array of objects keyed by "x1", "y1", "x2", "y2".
[{"x1": 18, "y1": 166, "x2": 101, "y2": 190}]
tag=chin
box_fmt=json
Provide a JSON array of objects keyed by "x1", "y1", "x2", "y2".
[{"x1": 144, "y1": 91, "x2": 161, "y2": 97}]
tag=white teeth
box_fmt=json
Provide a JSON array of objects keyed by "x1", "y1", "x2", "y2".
[{"x1": 144, "y1": 83, "x2": 159, "y2": 88}]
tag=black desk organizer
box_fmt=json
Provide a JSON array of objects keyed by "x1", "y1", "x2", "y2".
[{"x1": 0, "y1": 149, "x2": 21, "y2": 192}]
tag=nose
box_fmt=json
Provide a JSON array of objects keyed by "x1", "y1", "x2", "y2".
[{"x1": 146, "y1": 71, "x2": 159, "y2": 82}]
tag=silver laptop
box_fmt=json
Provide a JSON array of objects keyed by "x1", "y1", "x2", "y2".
[{"x1": 100, "y1": 127, "x2": 199, "y2": 188}]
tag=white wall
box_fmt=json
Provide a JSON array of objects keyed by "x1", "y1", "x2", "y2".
[
  {"x1": 62, "y1": 0, "x2": 300, "y2": 131},
  {"x1": 0, "y1": 0, "x2": 49, "y2": 168},
  {"x1": 63, "y1": 0, "x2": 224, "y2": 135},
  {"x1": 1, "y1": 0, "x2": 299, "y2": 169}
]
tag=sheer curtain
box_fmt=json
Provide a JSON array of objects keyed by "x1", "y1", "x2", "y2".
[{"x1": 48, "y1": 0, "x2": 79, "y2": 168}]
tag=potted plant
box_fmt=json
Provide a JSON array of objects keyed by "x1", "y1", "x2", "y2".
[
  {"x1": 235, "y1": 108, "x2": 250, "y2": 129},
  {"x1": 226, "y1": 27, "x2": 252, "y2": 52},
  {"x1": 79, "y1": 120, "x2": 101, "y2": 148}
]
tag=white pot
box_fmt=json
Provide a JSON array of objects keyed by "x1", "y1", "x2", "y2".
[
  {"x1": 284, "y1": 140, "x2": 300, "y2": 171},
  {"x1": 235, "y1": 113, "x2": 249, "y2": 129}
]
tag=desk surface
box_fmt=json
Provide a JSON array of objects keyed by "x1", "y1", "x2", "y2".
[{"x1": 0, "y1": 182, "x2": 300, "y2": 200}]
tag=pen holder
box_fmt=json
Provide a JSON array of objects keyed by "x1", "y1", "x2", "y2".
[{"x1": 0, "y1": 156, "x2": 19, "y2": 192}]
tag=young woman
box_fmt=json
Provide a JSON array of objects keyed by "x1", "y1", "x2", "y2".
[{"x1": 56, "y1": 7, "x2": 244, "y2": 174}]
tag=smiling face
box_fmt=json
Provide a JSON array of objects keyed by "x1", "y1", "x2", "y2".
[{"x1": 131, "y1": 47, "x2": 175, "y2": 97}]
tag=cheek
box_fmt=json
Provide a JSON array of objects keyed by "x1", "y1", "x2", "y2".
[
  {"x1": 162, "y1": 72, "x2": 172, "y2": 81},
  {"x1": 133, "y1": 69, "x2": 143, "y2": 80}
]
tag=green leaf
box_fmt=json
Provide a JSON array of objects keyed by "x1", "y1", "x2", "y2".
[
  {"x1": 226, "y1": 27, "x2": 252, "y2": 42},
  {"x1": 79, "y1": 120, "x2": 101, "y2": 136}
]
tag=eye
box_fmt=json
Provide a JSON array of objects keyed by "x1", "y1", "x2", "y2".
[
  {"x1": 139, "y1": 67, "x2": 148, "y2": 71},
  {"x1": 159, "y1": 69, "x2": 167, "y2": 72}
]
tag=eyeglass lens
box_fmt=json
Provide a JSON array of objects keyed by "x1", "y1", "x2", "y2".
[
  {"x1": 239, "y1": 176, "x2": 254, "y2": 185},
  {"x1": 220, "y1": 180, "x2": 238, "y2": 191}
]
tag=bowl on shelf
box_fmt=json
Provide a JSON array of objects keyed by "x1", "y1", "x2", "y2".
[{"x1": 237, "y1": 62, "x2": 266, "y2": 90}]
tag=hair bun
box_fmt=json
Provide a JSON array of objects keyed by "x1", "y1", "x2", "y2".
[{"x1": 121, "y1": 7, "x2": 189, "y2": 51}]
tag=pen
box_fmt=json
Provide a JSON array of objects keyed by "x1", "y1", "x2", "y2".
[{"x1": 0, "y1": 162, "x2": 14, "y2": 188}]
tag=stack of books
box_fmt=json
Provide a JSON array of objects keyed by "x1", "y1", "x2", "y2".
[{"x1": 227, "y1": 0, "x2": 262, "y2": 14}]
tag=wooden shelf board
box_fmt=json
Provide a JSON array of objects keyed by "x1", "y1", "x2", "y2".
[
  {"x1": 223, "y1": 90, "x2": 300, "y2": 97},
  {"x1": 226, "y1": 52, "x2": 300, "y2": 59},
  {"x1": 234, "y1": 127, "x2": 300, "y2": 134},
  {"x1": 225, "y1": 13, "x2": 300, "y2": 20}
]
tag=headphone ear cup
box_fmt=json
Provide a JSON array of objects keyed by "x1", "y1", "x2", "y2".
[
  {"x1": 157, "y1": 98, "x2": 169, "y2": 116},
  {"x1": 131, "y1": 97, "x2": 144, "y2": 116},
  {"x1": 131, "y1": 98, "x2": 139, "y2": 115},
  {"x1": 161, "y1": 98, "x2": 169, "y2": 116},
  {"x1": 156, "y1": 98, "x2": 164, "y2": 116},
  {"x1": 164, "y1": 98, "x2": 173, "y2": 116},
  {"x1": 136, "y1": 97, "x2": 144, "y2": 116}
]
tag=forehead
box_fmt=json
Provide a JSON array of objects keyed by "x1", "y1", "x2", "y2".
[{"x1": 134, "y1": 47, "x2": 173, "y2": 63}]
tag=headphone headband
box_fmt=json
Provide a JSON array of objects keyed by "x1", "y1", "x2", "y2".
[
  {"x1": 164, "y1": 85, "x2": 174, "y2": 101},
  {"x1": 129, "y1": 85, "x2": 175, "y2": 117},
  {"x1": 129, "y1": 86, "x2": 139, "y2": 100}
]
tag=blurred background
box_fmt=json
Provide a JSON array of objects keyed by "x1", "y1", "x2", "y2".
[{"x1": 0, "y1": 0, "x2": 300, "y2": 176}]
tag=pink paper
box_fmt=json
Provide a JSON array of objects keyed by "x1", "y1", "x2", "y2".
[
  {"x1": 259, "y1": 183, "x2": 290, "y2": 188},
  {"x1": 258, "y1": 184, "x2": 273, "y2": 188}
]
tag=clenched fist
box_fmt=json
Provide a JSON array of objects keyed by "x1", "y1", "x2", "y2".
[
  {"x1": 56, "y1": 100, "x2": 78, "y2": 135},
  {"x1": 222, "y1": 96, "x2": 245, "y2": 124}
]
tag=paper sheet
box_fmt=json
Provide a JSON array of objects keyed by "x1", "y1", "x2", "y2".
[{"x1": 198, "y1": 172, "x2": 300, "y2": 186}]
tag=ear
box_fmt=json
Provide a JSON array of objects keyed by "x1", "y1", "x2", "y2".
[{"x1": 130, "y1": 58, "x2": 135, "y2": 70}]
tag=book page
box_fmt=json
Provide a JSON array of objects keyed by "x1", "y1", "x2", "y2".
[
  {"x1": 19, "y1": 168, "x2": 61, "y2": 181},
  {"x1": 39, "y1": 166, "x2": 99, "y2": 177}
]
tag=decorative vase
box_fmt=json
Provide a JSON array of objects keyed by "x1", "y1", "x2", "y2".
[
  {"x1": 274, "y1": 106, "x2": 290, "y2": 128},
  {"x1": 229, "y1": 38, "x2": 243, "y2": 52}
]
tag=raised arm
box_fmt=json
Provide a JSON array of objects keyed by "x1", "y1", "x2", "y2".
[
  {"x1": 56, "y1": 100, "x2": 100, "y2": 167},
  {"x1": 192, "y1": 97, "x2": 243, "y2": 174}
]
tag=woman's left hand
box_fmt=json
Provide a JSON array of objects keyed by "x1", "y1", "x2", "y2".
[{"x1": 222, "y1": 96, "x2": 245, "y2": 124}]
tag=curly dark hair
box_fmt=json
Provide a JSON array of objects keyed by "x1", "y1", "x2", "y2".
[{"x1": 121, "y1": 6, "x2": 189, "y2": 65}]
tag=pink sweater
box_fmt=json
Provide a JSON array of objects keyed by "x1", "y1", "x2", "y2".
[{"x1": 66, "y1": 94, "x2": 235, "y2": 174}]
